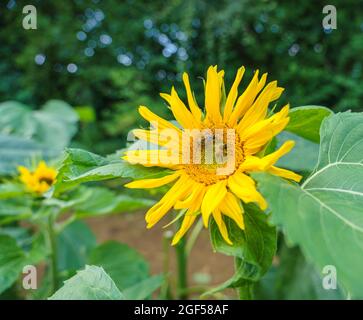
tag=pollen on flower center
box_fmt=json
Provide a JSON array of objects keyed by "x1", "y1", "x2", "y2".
[{"x1": 182, "y1": 127, "x2": 244, "y2": 185}]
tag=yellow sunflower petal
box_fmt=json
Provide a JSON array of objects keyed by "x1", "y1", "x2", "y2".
[
  {"x1": 269, "y1": 166, "x2": 302, "y2": 182},
  {"x1": 17, "y1": 165, "x2": 31, "y2": 176},
  {"x1": 125, "y1": 171, "x2": 182, "y2": 189},
  {"x1": 201, "y1": 180, "x2": 227, "y2": 227},
  {"x1": 205, "y1": 66, "x2": 222, "y2": 123},
  {"x1": 174, "y1": 183, "x2": 204, "y2": 209},
  {"x1": 227, "y1": 70, "x2": 263, "y2": 126},
  {"x1": 218, "y1": 192, "x2": 245, "y2": 230},
  {"x1": 236, "y1": 81, "x2": 281, "y2": 134},
  {"x1": 261, "y1": 140, "x2": 295, "y2": 167},
  {"x1": 145, "y1": 175, "x2": 192, "y2": 228},
  {"x1": 182, "y1": 72, "x2": 202, "y2": 122},
  {"x1": 228, "y1": 172, "x2": 267, "y2": 210},
  {"x1": 212, "y1": 209, "x2": 232, "y2": 245},
  {"x1": 171, "y1": 213, "x2": 198, "y2": 246},
  {"x1": 138, "y1": 105, "x2": 181, "y2": 132},
  {"x1": 161, "y1": 87, "x2": 200, "y2": 129},
  {"x1": 223, "y1": 66, "x2": 245, "y2": 121}
]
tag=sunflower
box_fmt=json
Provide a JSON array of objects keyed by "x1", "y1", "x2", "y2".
[
  {"x1": 124, "y1": 66, "x2": 302, "y2": 245},
  {"x1": 18, "y1": 161, "x2": 57, "y2": 194}
]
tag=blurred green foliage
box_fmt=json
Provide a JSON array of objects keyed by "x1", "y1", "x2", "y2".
[{"x1": 1, "y1": 0, "x2": 363, "y2": 154}]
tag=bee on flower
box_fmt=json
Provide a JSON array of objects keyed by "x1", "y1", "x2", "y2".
[
  {"x1": 124, "y1": 66, "x2": 302, "y2": 245},
  {"x1": 18, "y1": 161, "x2": 57, "y2": 194}
]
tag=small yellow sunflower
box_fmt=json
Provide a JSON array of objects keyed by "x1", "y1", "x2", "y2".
[
  {"x1": 124, "y1": 66, "x2": 302, "y2": 245},
  {"x1": 18, "y1": 161, "x2": 57, "y2": 194}
]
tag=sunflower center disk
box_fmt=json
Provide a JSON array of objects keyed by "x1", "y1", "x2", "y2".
[
  {"x1": 39, "y1": 176, "x2": 54, "y2": 186},
  {"x1": 182, "y1": 128, "x2": 244, "y2": 185}
]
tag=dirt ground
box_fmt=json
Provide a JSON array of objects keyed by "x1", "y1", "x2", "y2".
[{"x1": 86, "y1": 212, "x2": 234, "y2": 293}]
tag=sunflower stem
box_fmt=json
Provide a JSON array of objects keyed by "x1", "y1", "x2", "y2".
[
  {"x1": 175, "y1": 224, "x2": 188, "y2": 299},
  {"x1": 160, "y1": 231, "x2": 173, "y2": 300},
  {"x1": 237, "y1": 282, "x2": 255, "y2": 300},
  {"x1": 47, "y1": 213, "x2": 59, "y2": 295}
]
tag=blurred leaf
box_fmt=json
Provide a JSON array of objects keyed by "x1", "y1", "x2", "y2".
[
  {"x1": 205, "y1": 204, "x2": 276, "y2": 297},
  {"x1": 57, "y1": 221, "x2": 97, "y2": 272},
  {"x1": 32, "y1": 100, "x2": 78, "y2": 151},
  {"x1": 0, "y1": 134, "x2": 55, "y2": 175},
  {"x1": 0, "y1": 100, "x2": 78, "y2": 152},
  {"x1": 286, "y1": 106, "x2": 332, "y2": 143},
  {"x1": 0, "y1": 235, "x2": 27, "y2": 294},
  {"x1": 254, "y1": 111, "x2": 363, "y2": 298},
  {"x1": 0, "y1": 182, "x2": 25, "y2": 199},
  {"x1": 49, "y1": 265, "x2": 124, "y2": 300},
  {"x1": 88, "y1": 241, "x2": 149, "y2": 290},
  {"x1": 123, "y1": 274, "x2": 164, "y2": 300},
  {"x1": 255, "y1": 242, "x2": 344, "y2": 300},
  {"x1": 0, "y1": 198, "x2": 33, "y2": 224}
]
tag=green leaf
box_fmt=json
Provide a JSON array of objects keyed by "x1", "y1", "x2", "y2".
[
  {"x1": 254, "y1": 112, "x2": 363, "y2": 298},
  {"x1": 255, "y1": 242, "x2": 344, "y2": 300},
  {"x1": 0, "y1": 134, "x2": 55, "y2": 175},
  {"x1": 57, "y1": 221, "x2": 97, "y2": 272},
  {"x1": 0, "y1": 235, "x2": 27, "y2": 294},
  {"x1": 206, "y1": 204, "x2": 277, "y2": 296},
  {"x1": 123, "y1": 274, "x2": 164, "y2": 299},
  {"x1": 55, "y1": 148, "x2": 171, "y2": 190},
  {"x1": 0, "y1": 198, "x2": 33, "y2": 224},
  {"x1": 88, "y1": 241, "x2": 149, "y2": 290},
  {"x1": 0, "y1": 100, "x2": 78, "y2": 152},
  {"x1": 49, "y1": 265, "x2": 124, "y2": 300},
  {"x1": 276, "y1": 131, "x2": 319, "y2": 173},
  {"x1": 285, "y1": 106, "x2": 333, "y2": 143},
  {"x1": 0, "y1": 182, "x2": 25, "y2": 199}
]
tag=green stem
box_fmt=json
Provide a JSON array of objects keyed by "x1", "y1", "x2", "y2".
[
  {"x1": 234, "y1": 257, "x2": 254, "y2": 300},
  {"x1": 237, "y1": 282, "x2": 255, "y2": 300},
  {"x1": 47, "y1": 214, "x2": 59, "y2": 294},
  {"x1": 160, "y1": 231, "x2": 173, "y2": 300},
  {"x1": 175, "y1": 232, "x2": 188, "y2": 299}
]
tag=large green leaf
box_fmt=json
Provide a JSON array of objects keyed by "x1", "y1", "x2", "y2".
[
  {"x1": 254, "y1": 112, "x2": 363, "y2": 298},
  {"x1": 255, "y1": 242, "x2": 344, "y2": 300},
  {"x1": 88, "y1": 241, "x2": 149, "y2": 290},
  {"x1": 57, "y1": 221, "x2": 97, "y2": 272},
  {"x1": 206, "y1": 204, "x2": 277, "y2": 297},
  {"x1": 276, "y1": 131, "x2": 319, "y2": 173},
  {"x1": 55, "y1": 148, "x2": 171, "y2": 191},
  {"x1": 0, "y1": 235, "x2": 27, "y2": 294},
  {"x1": 49, "y1": 265, "x2": 124, "y2": 300},
  {"x1": 285, "y1": 106, "x2": 333, "y2": 143},
  {"x1": 123, "y1": 275, "x2": 164, "y2": 300}
]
